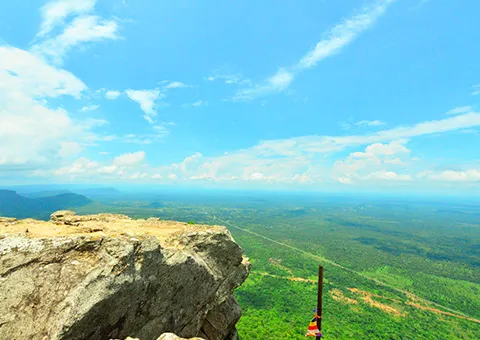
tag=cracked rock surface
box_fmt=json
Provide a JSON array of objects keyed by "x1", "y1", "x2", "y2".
[{"x1": 0, "y1": 211, "x2": 250, "y2": 340}]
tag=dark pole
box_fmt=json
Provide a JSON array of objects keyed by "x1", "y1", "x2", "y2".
[{"x1": 317, "y1": 265, "x2": 324, "y2": 339}]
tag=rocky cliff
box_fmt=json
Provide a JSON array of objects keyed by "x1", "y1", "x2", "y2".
[{"x1": 0, "y1": 211, "x2": 250, "y2": 340}]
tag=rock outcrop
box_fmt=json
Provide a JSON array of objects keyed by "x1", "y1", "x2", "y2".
[{"x1": 0, "y1": 211, "x2": 250, "y2": 340}]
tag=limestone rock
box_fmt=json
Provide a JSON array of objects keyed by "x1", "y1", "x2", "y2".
[
  {"x1": 0, "y1": 211, "x2": 250, "y2": 340},
  {"x1": 50, "y1": 210, "x2": 77, "y2": 221},
  {"x1": 157, "y1": 333, "x2": 205, "y2": 340},
  {"x1": 200, "y1": 297, "x2": 241, "y2": 340},
  {"x1": 0, "y1": 217, "x2": 17, "y2": 224}
]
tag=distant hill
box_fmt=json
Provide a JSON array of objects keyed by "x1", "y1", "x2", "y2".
[
  {"x1": 1, "y1": 185, "x2": 121, "y2": 198},
  {"x1": 4, "y1": 186, "x2": 121, "y2": 201},
  {"x1": 70, "y1": 187, "x2": 121, "y2": 198},
  {"x1": 0, "y1": 190, "x2": 92, "y2": 220},
  {"x1": 25, "y1": 190, "x2": 73, "y2": 198}
]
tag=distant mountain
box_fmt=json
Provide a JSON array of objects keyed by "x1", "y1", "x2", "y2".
[
  {"x1": 1, "y1": 186, "x2": 121, "y2": 201},
  {"x1": 24, "y1": 190, "x2": 73, "y2": 198},
  {"x1": 0, "y1": 190, "x2": 92, "y2": 220},
  {"x1": 70, "y1": 187, "x2": 121, "y2": 198},
  {"x1": 1, "y1": 185, "x2": 121, "y2": 198}
]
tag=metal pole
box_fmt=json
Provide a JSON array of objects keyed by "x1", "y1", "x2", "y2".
[{"x1": 317, "y1": 265, "x2": 324, "y2": 339}]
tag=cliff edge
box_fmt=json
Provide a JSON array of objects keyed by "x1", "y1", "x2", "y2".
[{"x1": 0, "y1": 211, "x2": 250, "y2": 340}]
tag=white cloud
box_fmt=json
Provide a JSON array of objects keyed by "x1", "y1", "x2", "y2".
[
  {"x1": 255, "y1": 110, "x2": 480, "y2": 156},
  {"x1": 163, "y1": 81, "x2": 187, "y2": 89},
  {"x1": 363, "y1": 171, "x2": 412, "y2": 181},
  {"x1": 338, "y1": 176, "x2": 354, "y2": 184},
  {"x1": 446, "y1": 106, "x2": 472, "y2": 115},
  {"x1": 0, "y1": 4, "x2": 122, "y2": 173},
  {"x1": 118, "y1": 121, "x2": 174, "y2": 145},
  {"x1": 419, "y1": 169, "x2": 480, "y2": 182},
  {"x1": 53, "y1": 151, "x2": 150, "y2": 180},
  {"x1": 168, "y1": 174, "x2": 178, "y2": 180},
  {"x1": 0, "y1": 46, "x2": 86, "y2": 98},
  {"x1": 207, "y1": 72, "x2": 251, "y2": 85},
  {"x1": 80, "y1": 104, "x2": 99, "y2": 112},
  {"x1": 384, "y1": 158, "x2": 405, "y2": 165},
  {"x1": 192, "y1": 100, "x2": 208, "y2": 107},
  {"x1": 38, "y1": 0, "x2": 97, "y2": 37},
  {"x1": 332, "y1": 141, "x2": 411, "y2": 184},
  {"x1": 233, "y1": 0, "x2": 394, "y2": 100},
  {"x1": 233, "y1": 68, "x2": 294, "y2": 100},
  {"x1": 292, "y1": 173, "x2": 313, "y2": 184},
  {"x1": 45, "y1": 106, "x2": 480, "y2": 188},
  {"x1": 268, "y1": 68, "x2": 294, "y2": 90},
  {"x1": 359, "y1": 141, "x2": 410, "y2": 157},
  {"x1": 125, "y1": 89, "x2": 161, "y2": 123},
  {"x1": 298, "y1": 0, "x2": 394, "y2": 69},
  {"x1": 248, "y1": 172, "x2": 266, "y2": 181},
  {"x1": 129, "y1": 172, "x2": 148, "y2": 180},
  {"x1": 122, "y1": 135, "x2": 152, "y2": 145},
  {"x1": 357, "y1": 120, "x2": 385, "y2": 127},
  {"x1": 54, "y1": 157, "x2": 99, "y2": 176},
  {"x1": 113, "y1": 151, "x2": 145, "y2": 166},
  {"x1": 86, "y1": 134, "x2": 116, "y2": 143},
  {"x1": 0, "y1": 46, "x2": 106, "y2": 168},
  {"x1": 97, "y1": 165, "x2": 117, "y2": 174},
  {"x1": 138, "y1": 111, "x2": 477, "y2": 186},
  {"x1": 342, "y1": 119, "x2": 386, "y2": 130},
  {"x1": 152, "y1": 124, "x2": 170, "y2": 138},
  {"x1": 105, "y1": 90, "x2": 120, "y2": 100},
  {"x1": 33, "y1": 15, "x2": 119, "y2": 64},
  {"x1": 182, "y1": 151, "x2": 310, "y2": 183},
  {"x1": 58, "y1": 141, "x2": 83, "y2": 157},
  {"x1": 472, "y1": 85, "x2": 480, "y2": 96},
  {"x1": 82, "y1": 118, "x2": 109, "y2": 128}
]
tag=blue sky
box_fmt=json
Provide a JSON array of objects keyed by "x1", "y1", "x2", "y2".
[{"x1": 0, "y1": 0, "x2": 479, "y2": 193}]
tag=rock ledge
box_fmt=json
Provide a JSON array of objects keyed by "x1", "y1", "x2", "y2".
[{"x1": 0, "y1": 211, "x2": 250, "y2": 340}]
